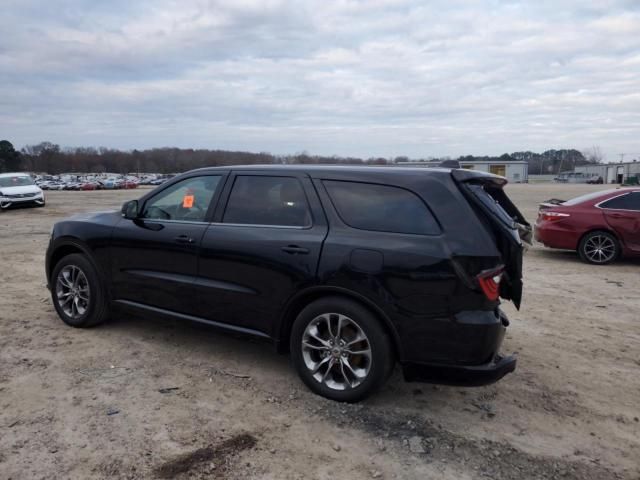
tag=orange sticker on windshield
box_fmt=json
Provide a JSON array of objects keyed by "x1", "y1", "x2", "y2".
[{"x1": 182, "y1": 194, "x2": 194, "y2": 208}]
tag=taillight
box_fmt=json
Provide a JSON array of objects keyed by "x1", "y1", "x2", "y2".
[
  {"x1": 539, "y1": 211, "x2": 570, "y2": 222},
  {"x1": 477, "y1": 266, "x2": 504, "y2": 301}
]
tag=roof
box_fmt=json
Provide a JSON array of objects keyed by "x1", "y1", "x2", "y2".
[
  {"x1": 0, "y1": 172, "x2": 30, "y2": 178},
  {"x1": 184, "y1": 163, "x2": 509, "y2": 186},
  {"x1": 190, "y1": 164, "x2": 454, "y2": 177},
  {"x1": 561, "y1": 188, "x2": 640, "y2": 206}
]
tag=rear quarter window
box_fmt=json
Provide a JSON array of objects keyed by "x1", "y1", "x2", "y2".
[
  {"x1": 562, "y1": 189, "x2": 619, "y2": 206},
  {"x1": 323, "y1": 180, "x2": 440, "y2": 235},
  {"x1": 599, "y1": 192, "x2": 640, "y2": 211}
]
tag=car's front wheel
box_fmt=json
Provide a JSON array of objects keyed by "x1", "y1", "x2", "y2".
[
  {"x1": 290, "y1": 297, "x2": 394, "y2": 402},
  {"x1": 578, "y1": 231, "x2": 620, "y2": 265},
  {"x1": 51, "y1": 253, "x2": 109, "y2": 327}
]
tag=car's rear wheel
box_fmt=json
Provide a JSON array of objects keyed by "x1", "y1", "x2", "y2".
[
  {"x1": 578, "y1": 231, "x2": 619, "y2": 265},
  {"x1": 290, "y1": 297, "x2": 394, "y2": 402},
  {"x1": 51, "y1": 253, "x2": 109, "y2": 327}
]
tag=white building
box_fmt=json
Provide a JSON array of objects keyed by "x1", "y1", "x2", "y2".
[
  {"x1": 458, "y1": 161, "x2": 528, "y2": 183},
  {"x1": 574, "y1": 161, "x2": 640, "y2": 184},
  {"x1": 397, "y1": 161, "x2": 529, "y2": 183}
]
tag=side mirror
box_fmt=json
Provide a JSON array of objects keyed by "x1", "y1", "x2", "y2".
[{"x1": 121, "y1": 200, "x2": 139, "y2": 219}]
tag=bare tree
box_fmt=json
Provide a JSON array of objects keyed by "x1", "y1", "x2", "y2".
[{"x1": 583, "y1": 146, "x2": 604, "y2": 164}]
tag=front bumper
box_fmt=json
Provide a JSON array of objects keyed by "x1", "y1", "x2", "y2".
[
  {"x1": 402, "y1": 354, "x2": 517, "y2": 386},
  {"x1": 0, "y1": 194, "x2": 45, "y2": 209}
]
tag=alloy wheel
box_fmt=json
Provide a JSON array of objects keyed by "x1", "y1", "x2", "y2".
[
  {"x1": 583, "y1": 234, "x2": 616, "y2": 263},
  {"x1": 301, "y1": 313, "x2": 372, "y2": 390},
  {"x1": 55, "y1": 265, "x2": 90, "y2": 319}
]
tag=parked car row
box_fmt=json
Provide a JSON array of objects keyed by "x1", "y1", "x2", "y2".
[
  {"x1": 2, "y1": 171, "x2": 174, "y2": 209},
  {"x1": 554, "y1": 172, "x2": 603, "y2": 184},
  {"x1": 140, "y1": 178, "x2": 169, "y2": 186},
  {"x1": 38, "y1": 179, "x2": 142, "y2": 190},
  {"x1": 35, "y1": 174, "x2": 171, "y2": 191}
]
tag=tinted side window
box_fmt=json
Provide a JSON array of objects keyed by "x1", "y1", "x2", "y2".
[
  {"x1": 323, "y1": 180, "x2": 439, "y2": 235},
  {"x1": 142, "y1": 175, "x2": 221, "y2": 222},
  {"x1": 223, "y1": 176, "x2": 311, "y2": 227},
  {"x1": 600, "y1": 192, "x2": 640, "y2": 211}
]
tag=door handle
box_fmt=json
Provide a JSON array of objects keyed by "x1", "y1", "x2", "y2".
[
  {"x1": 281, "y1": 245, "x2": 309, "y2": 255},
  {"x1": 609, "y1": 213, "x2": 631, "y2": 219},
  {"x1": 175, "y1": 235, "x2": 194, "y2": 244}
]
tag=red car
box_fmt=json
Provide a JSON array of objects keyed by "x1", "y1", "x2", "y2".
[
  {"x1": 535, "y1": 188, "x2": 640, "y2": 264},
  {"x1": 80, "y1": 182, "x2": 98, "y2": 191}
]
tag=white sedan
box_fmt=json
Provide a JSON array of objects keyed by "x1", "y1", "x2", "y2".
[{"x1": 0, "y1": 173, "x2": 45, "y2": 210}]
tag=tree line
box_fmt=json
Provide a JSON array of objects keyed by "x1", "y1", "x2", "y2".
[
  {"x1": 459, "y1": 148, "x2": 599, "y2": 175},
  {"x1": 0, "y1": 140, "x2": 601, "y2": 175}
]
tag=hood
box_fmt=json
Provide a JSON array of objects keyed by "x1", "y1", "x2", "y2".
[
  {"x1": 67, "y1": 210, "x2": 121, "y2": 225},
  {"x1": 0, "y1": 185, "x2": 42, "y2": 195}
]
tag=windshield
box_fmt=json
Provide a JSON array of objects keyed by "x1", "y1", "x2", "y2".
[
  {"x1": 0, "y1": 175, "x2": 35, "y2": 188},
  {"x1": 562, "y1": 189, "x2": 619, "y2": 206}
]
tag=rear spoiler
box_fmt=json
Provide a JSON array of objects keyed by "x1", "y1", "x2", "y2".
[
  {"x1": 450, "y1": 168, "x2": 507, "y2": 187},
  {"x1": 539, "y1": 199, "x2": 566, "y2": 211}
]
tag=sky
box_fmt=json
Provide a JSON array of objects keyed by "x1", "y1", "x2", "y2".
[{"x1": 1, "y1": 0, "x2": 639, "y2": 161}]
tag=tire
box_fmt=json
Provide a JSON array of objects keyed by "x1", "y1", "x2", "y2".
[
  {"x1": 50, "y1": 253, "x2": 110, "y2": 327},
  {"x1": 578, "y1": 231, "x2": 620, "y2": 265},
  {"x1": 290, "y1": 297, "x2": 394, "y2": 402}
]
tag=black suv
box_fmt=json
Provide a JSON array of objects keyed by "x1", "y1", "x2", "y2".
[{"x1": 46, "y1": 165, "x2": 531, "y2": 402}]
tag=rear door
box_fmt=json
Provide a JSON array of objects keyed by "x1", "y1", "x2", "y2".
[
  {"x1": 110, "y1": 173, "x2": 225, "y2": 314},
  {"x1": 195, "y1": 172, "x2": 328, "y2": 335},
  {"x1": 599, "y1": 191, "x2": 640, "y2": 252}
]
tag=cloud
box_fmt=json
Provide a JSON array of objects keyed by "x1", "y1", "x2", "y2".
[{"x1": 1, "y1": 0, "x2": 639, "y2": 160}]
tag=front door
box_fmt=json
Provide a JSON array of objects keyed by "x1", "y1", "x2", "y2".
[
  {"x1": 601, "y1": 191, "x2": 640, "y2": 252},
  {"x1": 196, "y1": 172, "x2": 328, "y2": 335},
  {"x1": 110, "y1": 174, "x2": 225, "y2": 314}
]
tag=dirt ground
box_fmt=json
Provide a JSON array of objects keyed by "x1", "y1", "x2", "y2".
[{"x1": 0, "y1": 182, "x2": 638, "y2": 480}]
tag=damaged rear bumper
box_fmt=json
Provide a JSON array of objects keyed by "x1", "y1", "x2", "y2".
[
  {"x1": 402, "y1": 354, "x2": 517, "y2": 387},
  {"x1": 399, "y1": 306, "x2": 517, "y2": 386}
]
